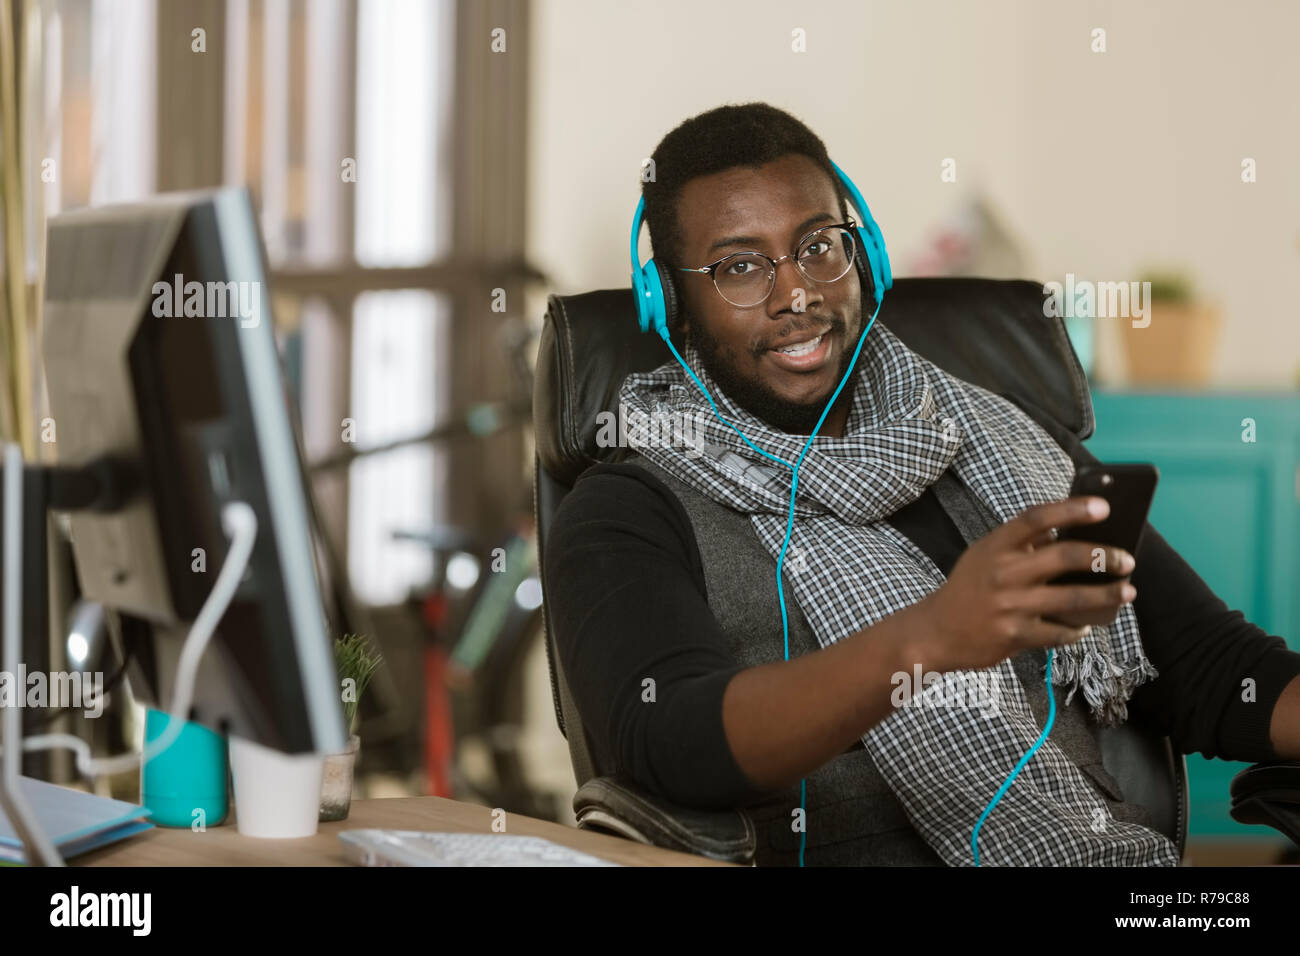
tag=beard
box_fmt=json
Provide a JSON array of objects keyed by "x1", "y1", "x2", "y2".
[{"x1": 687, "y1": 305, "x2": 868, "y2": 435}]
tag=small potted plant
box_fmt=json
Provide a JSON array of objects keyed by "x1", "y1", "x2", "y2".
[
  {"x1": 320, "y1": 633, "x2": 382, "y2": 822},
  {"x1": 1122, "y1": 269, "x2": 1221, "y2": 386}
]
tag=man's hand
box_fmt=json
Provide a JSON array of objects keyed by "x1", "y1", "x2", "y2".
[{"x1": 910, "y1": 496, "x2": 1137, "y2": 673}]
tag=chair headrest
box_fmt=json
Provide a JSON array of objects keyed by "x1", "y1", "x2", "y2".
[{"x1": 534, "y1": 277, "x2": 1094, "y2": 488}]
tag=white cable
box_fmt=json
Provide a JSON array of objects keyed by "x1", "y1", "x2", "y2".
[{"x1": 6, "y1": 501, "x2": 258, "y2": 777}]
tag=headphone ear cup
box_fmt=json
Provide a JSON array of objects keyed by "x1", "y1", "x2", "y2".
[{"x1": 655, "y1": 260, "x2": 680, "y2": 339}]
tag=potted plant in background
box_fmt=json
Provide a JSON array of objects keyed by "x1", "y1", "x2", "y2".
[
  {"x1": 1121, "y1": 269, "x2": 1221, "y2": 386},
  {"x1": 320, "y1": 633, "x2": 383, "y2": 822}
]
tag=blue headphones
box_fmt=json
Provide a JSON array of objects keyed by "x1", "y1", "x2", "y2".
[
  {"x1": 631, "y1": 160, "x2": 893, "y2": 343},
  {"x1": 626, "y1": 160, "x2": 1033, "y2": 867}
]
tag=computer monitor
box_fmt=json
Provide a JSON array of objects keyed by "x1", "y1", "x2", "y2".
[{"x1": 40, "y1": 187, "x2": 346, "y2": 756}]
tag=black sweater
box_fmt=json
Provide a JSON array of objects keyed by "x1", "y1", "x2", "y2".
[{"x1": 545, "y1": 410, "x2": 1300, "y2": 808}]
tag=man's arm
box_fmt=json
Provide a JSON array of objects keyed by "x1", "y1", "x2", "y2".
[
  {"x1": 1269, "y1": 676, "x2": 1300, "y2": 758},
  {"x1": 1014, "y1": 397, "x2": 1300, "y2": 761},
  {"x1": 544, "y1": 463, "x2": 921, "y2": 806},
  {"x1": 546, "y1": 461, "x2": 1121, "y2": 802},
  {"x1": 544, "y1": 466, "x2": 752, "y2": 808},
  {"x1": 718, "y1": 606, "x2": 920, "y2": 793},
  {"x1": 1123, "y1": 519, "x2": 1300, "y2": 761}
]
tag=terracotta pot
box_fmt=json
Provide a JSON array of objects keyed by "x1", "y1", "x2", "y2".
[
  {"x1": 319, "y1": 735, "x2": 360, "y2": 822},
  {"x1": 1120, "y1": 302, "x2": 1220, "y2": 386}
]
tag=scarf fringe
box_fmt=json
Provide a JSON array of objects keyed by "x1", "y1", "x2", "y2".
[{"x1": 1053, "y1": 637, "x2": 1160, "y2": 727}]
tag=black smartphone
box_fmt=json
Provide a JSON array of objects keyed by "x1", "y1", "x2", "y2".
[{"x1": 1048, "y1": 463, "x2": 1159, "y2": 586}]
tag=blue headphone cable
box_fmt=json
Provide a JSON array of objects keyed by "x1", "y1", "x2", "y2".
[
  {"x1": 656, "y1": 303, "x2": 1055, "y2": 867},
  {"x1": 655, "y1": 292, "x2": 882, "y2": 866}
]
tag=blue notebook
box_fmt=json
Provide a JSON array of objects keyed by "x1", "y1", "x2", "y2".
[{"x1": 0, "y1": 776, "x2": 154, "y2": 864}]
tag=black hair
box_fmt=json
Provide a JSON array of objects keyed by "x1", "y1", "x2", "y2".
[{"x1": 640, "y1": 102, "x2": 849, "y2": 333}]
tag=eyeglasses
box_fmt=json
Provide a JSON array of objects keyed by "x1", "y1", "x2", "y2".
[{"x1": 677, "y1": 220, "x2": 859, "y2": 308}]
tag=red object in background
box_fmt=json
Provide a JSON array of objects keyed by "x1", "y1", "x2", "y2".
[
  {"x1": 424, "y1": 645, "x2": 455, "y2": 797},
  {"x1": 421, "y1": 591, "x2": 447, "y2": 633},
  {"x1": 417, "y1": 589, "x2": 454, "y2": 797}
]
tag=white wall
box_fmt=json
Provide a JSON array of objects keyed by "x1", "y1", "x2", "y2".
[{"x1": 527, "y1": 0, "x2": 1300, "y2": 387}]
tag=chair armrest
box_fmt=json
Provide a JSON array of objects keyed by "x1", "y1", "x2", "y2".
[
  {"x1": 573, "y1": 775, "x2": 756, "y2": 865},
  {"x1": 1229, "y1": 760, "x2": 1300, "y2": 847}
]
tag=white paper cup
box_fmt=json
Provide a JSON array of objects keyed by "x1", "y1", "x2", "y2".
[{"x1": 228, "y1": 735, "x2": 325, "y2": 838}]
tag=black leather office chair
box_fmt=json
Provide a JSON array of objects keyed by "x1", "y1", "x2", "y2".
[{"x1": 532, "y1": 276, "x2": 1297, "y2": 865}]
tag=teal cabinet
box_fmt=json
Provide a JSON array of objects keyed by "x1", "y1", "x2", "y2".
[{"x1": 1084, "y1": 391, "x2": 1300, "y2": 839}]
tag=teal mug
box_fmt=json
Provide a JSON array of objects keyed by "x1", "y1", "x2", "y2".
[{"x1": 141, "y1": 708, "x2": 229, "y2": 829}]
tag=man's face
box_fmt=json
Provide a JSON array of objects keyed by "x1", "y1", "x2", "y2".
[{"x1": 674, "y1": 153, "x2": 866, "y2": 435}]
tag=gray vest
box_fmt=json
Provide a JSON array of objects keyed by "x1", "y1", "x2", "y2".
[{"x1": 622, "y1": 453, "x2": 1155, "y2": 866}]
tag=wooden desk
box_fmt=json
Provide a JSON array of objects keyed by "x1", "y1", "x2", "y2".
[{"x1": 75, "y1": 796, "x2": 734, "y2": 867}]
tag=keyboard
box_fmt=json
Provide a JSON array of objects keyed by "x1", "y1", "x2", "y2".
[{"x1": 339, "y1": 829, "x2": 622, "y2": 867}]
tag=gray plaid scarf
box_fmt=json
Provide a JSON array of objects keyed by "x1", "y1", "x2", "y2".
[{"x1": 619, "y1": 321, "x2": 1179, "y2": 866}]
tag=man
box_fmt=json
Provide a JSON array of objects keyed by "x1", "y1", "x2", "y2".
[{"x1": 545, "y1": 102, "x2": 1300, "y2": 866}]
